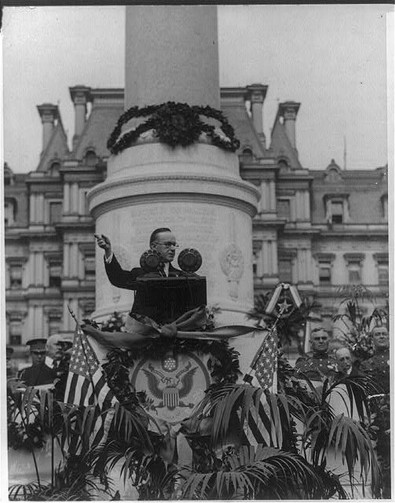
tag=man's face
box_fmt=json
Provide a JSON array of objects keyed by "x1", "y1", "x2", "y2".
[
  {"x1": 31, "y1": 350, "x2": 46, "y2": 366},
  {"x1": 336, "y1": 348, "x2": 352, "y2": 372},
  {"x1": 311, "y1": 330, "x2": 329, "y2": 353},
  {"x1": 372, "y1": 327, "x2": 389, "y2": 350},
  {"x1": 151, "y1": 231, "x2": 178, "y2": 263}
]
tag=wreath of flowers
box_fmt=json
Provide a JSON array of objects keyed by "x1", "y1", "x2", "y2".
[{"x1": 107, "y1": 101, "x2": 240, "y2": 155}]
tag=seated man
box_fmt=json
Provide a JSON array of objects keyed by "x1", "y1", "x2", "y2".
[
  {"x1": 360, "y1": 325, "x2": 390, "y2": 393},
  {"x1": 18, "y1": 339, "x2": 56, "y2": 387},
  {"x1": 295, "y1": 328, "x2": 337, "y2": 380},
  {"x1": 96, "y1": 228, "x2": 204, "y2": 324}
]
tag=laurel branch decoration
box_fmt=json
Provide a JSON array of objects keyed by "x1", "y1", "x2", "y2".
[{"x1": 107, "y1": 101, "x2": 240, "y2": 155}]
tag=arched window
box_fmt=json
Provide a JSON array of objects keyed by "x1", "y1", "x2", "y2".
[
  {"x1": 278, "y1": 159, "x2": 289, "y2": 169},
  {"x1": 85, "y1": 150, "x2": 98, "y2": 167},
  {"x1": 240, "y1": 148, "x2": 253, "y2": 164},
  {"x1": 50, "y1": 162, "x2": 61, "y2": 177}
]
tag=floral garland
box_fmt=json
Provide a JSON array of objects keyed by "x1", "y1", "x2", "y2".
[
  {"x1": 104, "y1": 337, "x2": 240, "y2": 398},
  {"x1": 107, "y1": 101, "x2": 240, "y2": 155}
]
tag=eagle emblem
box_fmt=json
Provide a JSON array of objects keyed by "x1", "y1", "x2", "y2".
[
  {"x1": 131, "y1": 352, "x2": 211, "y2": 424},
  {"x1": 143, "y1": 361, "x2": 197, "y2": 410}
]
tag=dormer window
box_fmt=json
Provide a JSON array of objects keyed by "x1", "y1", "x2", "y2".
[
  {"x1": 278, "y1": 159, "x2": 289, "y2": 170},
  {"x1": 324, "y1": 194, "x2": 349, "y2": 224},
  {"x1": 50, "y1": 162, "x2": 61, "y2": 177},
  {"x1": 331, "y1": 202, "x2": 343, "y2": 223},
  {"x1": 240, "y1": 148, "x2": 253, "y2": 164},
  {"x1": 85, "y1": 150, "x2": 98, "y2": 167}
]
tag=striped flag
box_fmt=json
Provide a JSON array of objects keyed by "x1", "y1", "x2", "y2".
[
  {"x1": 243, "y1": 329, "x2": 279, "y2": 447},
  {"x1": 64, "y1": 325, "x2": 117, "y2": 446},
  {"x1": 254, "y1": 328, "x2": 278, "y2": 391}
]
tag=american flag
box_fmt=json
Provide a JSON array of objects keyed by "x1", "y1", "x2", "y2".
[
  {"x1": 253, "y1": 329, "x2": 278, "y2": 390},
  {"x1": 243, "y1": 329, "x2": 279, "y2": 447},
  {"x1": 64, "y1": 325, "x2": 117, "y2": 445}
]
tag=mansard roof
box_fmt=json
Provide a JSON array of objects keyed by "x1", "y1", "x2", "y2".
[
  {"x1": 220, "y1": 88, "x2": 266, "y2": 159},
  {"x1": 270, "y1": 119, "x2": 302, "y2": 169},
  {"x1": 72, "y1": 89, "x2": 124, "y2": 161}
]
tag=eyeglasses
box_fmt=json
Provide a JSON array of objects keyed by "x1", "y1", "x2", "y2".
[
  {"x1": 314, "y1": 337, "x2": 328, "y2": 341},
  {"x1": 32, "y1": 351, "x2": 46, "y2": 355},
  {"x1": 154, "y1": 241, "x2": 179, "y2": 249}
]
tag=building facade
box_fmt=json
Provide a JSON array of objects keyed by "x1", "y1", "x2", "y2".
[{"x1": 4, "y1": 84, "x2": 388, "y2": 362}]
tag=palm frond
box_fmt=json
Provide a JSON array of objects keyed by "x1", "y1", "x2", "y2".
[
  {"x1": 8, "y1": 482, "x2": 41, "y2": 501},
  {"x1": 182, "y1": 445, "x2": 323, "y2": 499},
  {"x1": 327, "y1": 414, "x2": 380, "y2": 495}
]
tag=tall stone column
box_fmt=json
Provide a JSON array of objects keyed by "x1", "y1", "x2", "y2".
[
  {"x1": 125, "y1": 6, "x2": 220, "y2": 108},
  {"x1": 88, "y1": 6, "x2": 260, "y2": 370}
]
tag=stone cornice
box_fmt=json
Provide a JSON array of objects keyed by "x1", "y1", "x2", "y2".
[
  {"x1": 91, "y1": 191, "x2": 258, "y2": 219},
  {"x1": 343, "y1": 252, "x2": 365, "y2": 263},
  {"x1": 88, "y1": 173, "x2": 260, "y2": 218},
  {"x1": 5, "y1": 256, "x2": 28, "y2": 265}
]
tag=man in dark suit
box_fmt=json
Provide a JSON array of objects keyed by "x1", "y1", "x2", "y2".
[
  {"x1": 95, "y1": 228, "x2": 196, "y2": 323},
  {"x1": 334, "y1": 346, "x2": 359, "y2": 378},
  {"x1": 19, "y1": 339, "x2": 56, "y2": 387}
]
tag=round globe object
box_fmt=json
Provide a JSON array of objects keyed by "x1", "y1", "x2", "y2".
[{"x1": 178, "y1": 248, "x2": 202, "y2": 273}]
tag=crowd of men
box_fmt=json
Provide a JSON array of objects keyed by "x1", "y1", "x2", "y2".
[
  {"x1": 294, "y1": 325, "x2": 390, "y2": 393},
  {"x1": 7, "y1": 335, "x2": 73, "y2": 399},
  {"x1": 6, "y1": 323, "x2": 390, "y2": 398}
]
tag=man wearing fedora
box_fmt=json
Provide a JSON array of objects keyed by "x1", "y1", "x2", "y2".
[{"x1": 18, "y1": 338, "x2": 56, "y2": 387}]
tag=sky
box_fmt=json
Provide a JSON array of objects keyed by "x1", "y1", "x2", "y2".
[{"x1": 1, "y1": 4, "x2": 393, "y2": 173}]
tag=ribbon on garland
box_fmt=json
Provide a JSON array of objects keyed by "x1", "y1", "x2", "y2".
[{"x1": 82, "y1": 305, "x2": 253, "y2": 350}]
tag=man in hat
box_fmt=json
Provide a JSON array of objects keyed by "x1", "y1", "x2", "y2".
[{"x1": 18, "y1": 338, "x2": 56, "y2": 387}]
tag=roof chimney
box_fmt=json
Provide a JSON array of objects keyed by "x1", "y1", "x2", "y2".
[
  {"x1": 37, "y1": 104, "x2": 58, "y2": 152},
  {"x1": 279, "y1": 101, "x2": 300, "y2": 149},
  {"x1": 69, "y1": 86, "x2": 91, "y2": 149},
  {"x1": 246, "y1": 84, "x2": 268, "y2": 148}
]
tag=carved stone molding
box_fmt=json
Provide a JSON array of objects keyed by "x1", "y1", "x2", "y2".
[{"x1": 220, "y1": 243, "x2": 244, "y2": 301}]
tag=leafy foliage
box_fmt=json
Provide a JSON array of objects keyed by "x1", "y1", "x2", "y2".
[
  {"x1": 107, "y1": 102, "x2": 240, "y2": 155},
  {"x1": 332, "y1": 285, "x2": 388, "y2": 360}
]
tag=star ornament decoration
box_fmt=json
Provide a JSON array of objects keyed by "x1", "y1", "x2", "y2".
[{"x1": 265, "y1": 283, "x2": 302, "y2": 318}]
